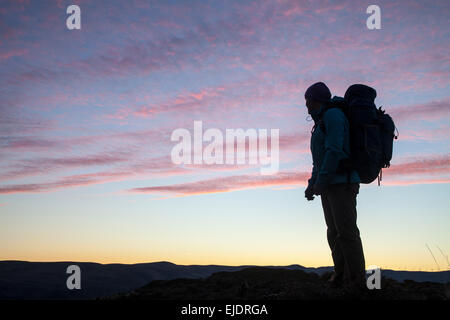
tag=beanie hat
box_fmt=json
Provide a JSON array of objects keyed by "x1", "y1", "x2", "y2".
[{"x1": 304, "y1": 82, "x2": 331, "y2": 103}]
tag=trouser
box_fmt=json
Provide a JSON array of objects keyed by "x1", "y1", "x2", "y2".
[{"x1": 320, "y1": 182, "x2": 366, "y2": 286}]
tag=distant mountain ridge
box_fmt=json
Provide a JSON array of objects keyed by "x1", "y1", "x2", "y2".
[{"x1": 0, "y1": 260, "x2": 448, "y2": 300}]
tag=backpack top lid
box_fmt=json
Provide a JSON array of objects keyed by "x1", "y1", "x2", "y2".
[
  {"x1": 327, "y1": 95, "x2": 347, "y2": 108},
  {"x1": 344, "y1": 84, "x2": 377, "y2": 105}
]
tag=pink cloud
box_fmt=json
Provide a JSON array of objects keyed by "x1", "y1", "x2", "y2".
[
  {"x1": 387, "y1": 155, "x2": 450, "y2": 177},
  {"x1": 2, "y1": 137, "x2": 64, "y2": 151},
  {"x1": 0, "y1": 115, "x2": 55, "y2": 136},
  {"x1": 1, "y1": 127, "x2": 309, "y2": 183},
  {"x1": 128, "y1": 171, "x2": 311, "y2": 196},
  {"x1": 125, "y1": 154, "x2": 450, "y2": 197},
  {"x1": 382, "y1": 177, "x2": 450, "y2": 186},
  {"x1": 0, "y1": 170, "x2": 131, "y2": 194},
  {"x1": 0, "y1": 48, "x2": 27, "y2": 61},
  {"x1": 390, "y1": 99, "x2": 450, "y2": 122},
  {"x1": 2, "y1": 128, "x2": 169, "y2": 153},
  {"x1": 0, "y1": 157, "x2": 191, "y2": 194},
  {"x1": 1, "y1": 0, "x2": 449, "y2": 198},
  {"x1": 400, "y1": 125, "x2": 450, "y2": 142},
  {"x1": 0, "y1": 151, "x2": 132, "y2": 182},
  {"x1": 107, "y1": 74, "x2": 303, "y2": 123}
]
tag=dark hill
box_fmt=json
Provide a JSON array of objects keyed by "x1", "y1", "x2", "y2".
[
  {"x1": 0, "y1": 261, "x2": 449, "y2": 300},
  {"x1": 109, "y1": 267, "x2": 450, "y2": 300}
]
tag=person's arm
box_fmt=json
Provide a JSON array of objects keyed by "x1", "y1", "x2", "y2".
[
  {"x1": 305, "y1": 163, "x2": 317, "y2": 200},
  {"x1": 308, "y1": 162, "x2": 318, "y2": 188},
  {"x1": 315, "y1": 108, "x2": 348, "y2": 186},
  {"x1": 305, "y1": 140, "x2": 318, "y2": 199}
]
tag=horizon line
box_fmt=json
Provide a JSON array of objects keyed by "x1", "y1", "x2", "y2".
[{"x1": 0, "y1": 259, "x2": 448, "y2": 273}]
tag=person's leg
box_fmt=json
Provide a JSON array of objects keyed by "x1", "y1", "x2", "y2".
[
  {"x1": 321, "y1": 189, "x2": 346, "y2": 284},
  {"x1": 325, "y1": 183, "x2": 366, "y2": 287}
]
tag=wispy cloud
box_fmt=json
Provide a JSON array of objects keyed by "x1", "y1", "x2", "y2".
[
  {"x1": 125, "y1": 154, "x2": 450, "y2": 197},
  {"x1": 0, "y1": 151, "x2": 132, "y2": 181},
  {"x1": 0, "y1": 170, "x2": 130, "y2": 194},
  {"x1": 388, "y1": 155, "x2": 450, "y2": 177},
  {"x1": 390, "y1": 99, "x2": 450, "y2": 122},
  {"x1": 1, "y1": 0, "x2": 449, "y2": 196},
  {"x1": 127, "y1": 171, "x2": 310, "y2": 197}
]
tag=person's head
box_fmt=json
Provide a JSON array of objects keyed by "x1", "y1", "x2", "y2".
[{"x1": 304, "y1": 82, "x2": 331, "y2": 115}]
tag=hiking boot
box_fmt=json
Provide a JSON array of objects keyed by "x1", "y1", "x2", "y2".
[
  {"x1": 327, "y1": 272, "x2": 344, "y2": 289},
  {"x1": 343, "y1": 280, "x2": 368, "y2": 299}
]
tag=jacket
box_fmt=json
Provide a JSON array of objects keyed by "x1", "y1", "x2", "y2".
[{"x1": 307, "y1": 104, "x2": 360, "y2": 188}]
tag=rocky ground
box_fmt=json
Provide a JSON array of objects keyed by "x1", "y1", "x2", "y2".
[{"x1": 107, "y1": 267, "x2": 450, "y2": 300}]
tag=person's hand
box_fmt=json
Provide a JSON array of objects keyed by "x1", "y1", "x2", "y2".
[
  {"x1": 305, "y1": 185, "x2": 315, "y2": 201},
  {"x1": 312, "y1": 183, "x2": 325, "y2": 196}
]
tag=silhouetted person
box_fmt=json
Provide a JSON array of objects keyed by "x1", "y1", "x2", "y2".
[{"x1": 303, "y1": 82, "x2": 366, "y2": 292}]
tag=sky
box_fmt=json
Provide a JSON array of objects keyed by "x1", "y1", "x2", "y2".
[{"x1": 0, "y1": 0, "x2": 449, "y2": 271}]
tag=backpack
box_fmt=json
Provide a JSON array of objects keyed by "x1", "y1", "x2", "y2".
[{"x1": 319, "y1": 84, "x2": 398, "y2": 185}]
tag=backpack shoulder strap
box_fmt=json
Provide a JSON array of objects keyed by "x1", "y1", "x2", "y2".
[
  {"x1": 318, "y1": 106, "x2": 335, "y2": 134},
  {"x1": 318, "y1": 96, "x2": 348, "y2": 134}
]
